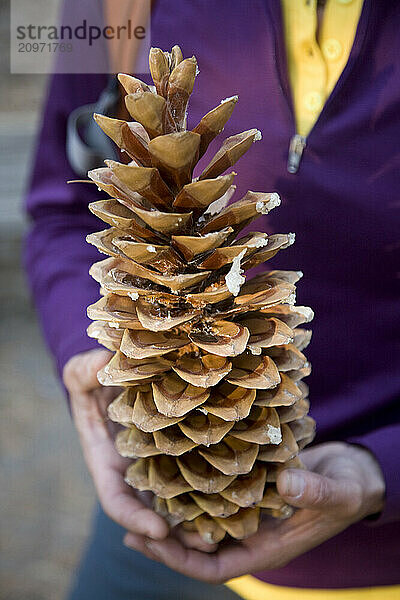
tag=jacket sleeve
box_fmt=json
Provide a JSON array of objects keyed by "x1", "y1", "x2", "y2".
[
  {"x1": 24, "y1": 72, "x2": 108, "y2": 377},
  {"x1": 348, "y1": 424, "x2": 400, "y2": 525}
]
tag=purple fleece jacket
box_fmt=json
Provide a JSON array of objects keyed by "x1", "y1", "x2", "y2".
[{"x1": 25, "y1": 0, "x2": 400, "y2": 589}]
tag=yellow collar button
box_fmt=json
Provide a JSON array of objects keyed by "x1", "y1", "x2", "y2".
[
  {"x1": 303, "y1": 91, "x2": 323, "y2": 113},
  {"x1": 322, "y1": 39, "x2": 342, "y2": 61}
]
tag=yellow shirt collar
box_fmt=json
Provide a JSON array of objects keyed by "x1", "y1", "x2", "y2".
[{"x1": 281, "y1": 0, "x2": 364, "y2": 137}]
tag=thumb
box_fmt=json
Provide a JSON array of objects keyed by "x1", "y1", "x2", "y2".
[
  {"x1": 63, "y1": 348, "x2": 112, "y2": 393},
  {"x1": 277, "y1": 469, "x2": 362, "y2": 515}
]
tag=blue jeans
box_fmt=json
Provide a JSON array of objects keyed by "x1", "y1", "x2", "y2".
[{"x1": 67, "y1": 506, "x2": 242, "y2": 600}]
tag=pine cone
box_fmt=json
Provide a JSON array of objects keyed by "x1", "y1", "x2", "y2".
[{"x1": 86, "y1": 45, "x2": 315, "y2": 543}]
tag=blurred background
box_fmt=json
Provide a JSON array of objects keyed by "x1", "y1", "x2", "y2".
[{"x1": 0, "y1": 1, "x2": 95, "y2": 598}]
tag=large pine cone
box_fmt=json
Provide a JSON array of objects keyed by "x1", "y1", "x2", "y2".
[{"x1": 86, "y1": 45, "x2": 315, "y2": 543}]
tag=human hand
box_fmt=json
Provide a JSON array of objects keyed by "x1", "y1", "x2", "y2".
[
  {"x1": 124, "y1": 441, "x2": 385, "y2": 583},
  {"x1": 63, "y1": 348, "x2": 222, "y2": 552},
  {"x1": 63, "y1": 349, "x2": 169, "y2": 540}
]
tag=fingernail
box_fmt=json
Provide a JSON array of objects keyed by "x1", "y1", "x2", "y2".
[
  {"x1": 283, "y1": 471, "x2": 305, "y2": 498},
  {"x1": 145, "y1": 540, "x2": 163, "y2": 560}
]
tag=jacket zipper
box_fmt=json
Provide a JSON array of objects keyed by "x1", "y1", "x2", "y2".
[
  {"x1": 287, "y1": 134, "x2": 306, "y2": 174},
  {"x1": 265, "y1": 4, "x2": 305, "y2": 175}
]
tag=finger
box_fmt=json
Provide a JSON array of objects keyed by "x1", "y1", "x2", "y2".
[
  {"x1": 72, "y1": 388, "x2": 169, "y2": 540},
  {"x1": 125, "y1": 524, "x2": 219, "y2": 553},
  {"x1": 123, "y1": 533, "x2": 163, "y2": 562},
  {"x1": 174, "y1": 528, "x2": 219, "y2": 553},
  {"x1": 100, "y1": 473, "x2": 169, "y2": 540},
  {"x1": 277, "y1": 468, "x2": 362, "y2": 516},
  {"x1": 131, "y1": 533, "x2": 271, "y2": 583},
  {"x1": 63, "y1": 348, "x2": 112, "y2": 393},
  {"x1": 93, "y1": 449, "x2": 169, "y2": 539},
  {"x1": 83, "y1": 423, "x2": 169, "y2": 539},
  {"x1": 125, "y1": 515, "x2": 309, "y2": 581},
  {"x1": 123, "y1": 532, "x2": 218, "y2": 563},
  {"x1": 124, "y1": 535, "x2": 226, "y2": 582},
  {"x1": 124, "y1": 525, "x2": 219, "y2": 555}
]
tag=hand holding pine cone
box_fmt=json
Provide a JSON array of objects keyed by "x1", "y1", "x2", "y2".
[{"x1": 86, "y1": 45, "x2": 315, "y2": 544}]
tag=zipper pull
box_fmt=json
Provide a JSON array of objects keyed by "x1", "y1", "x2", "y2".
[{"x1": 287, "y1": 134, "x2": 306, "y2": 174}]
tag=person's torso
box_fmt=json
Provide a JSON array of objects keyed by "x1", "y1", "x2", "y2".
[{"x1": 147, "y1": 0, "x2": 400, "y2": 591}]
